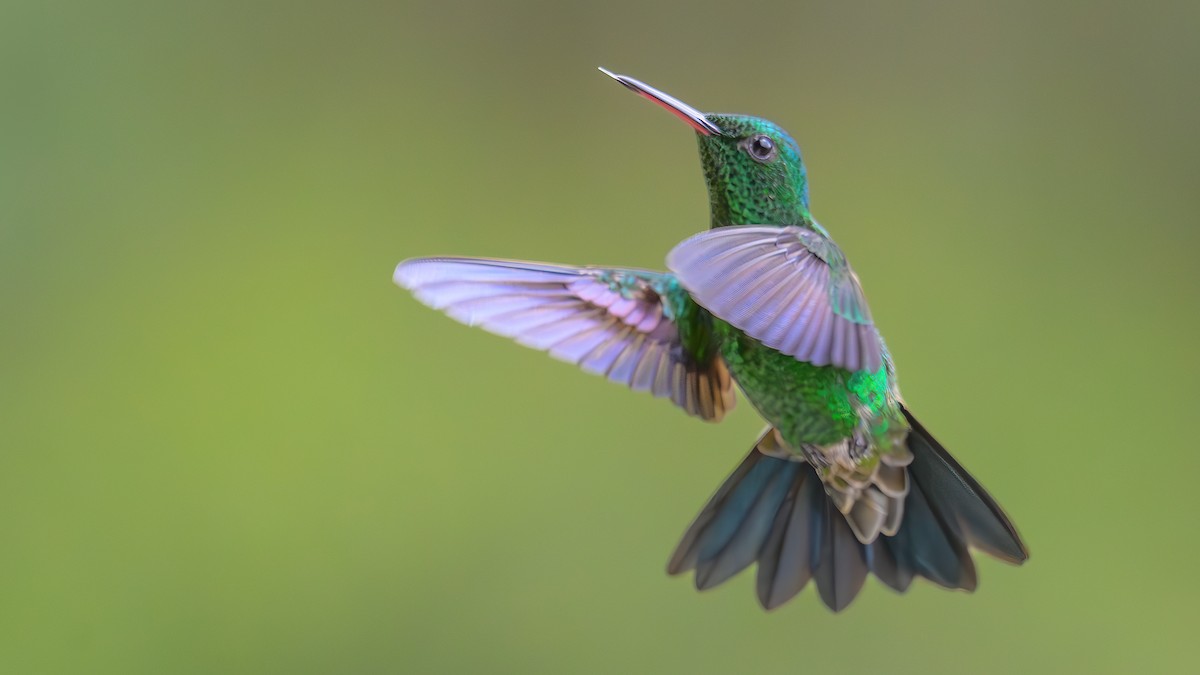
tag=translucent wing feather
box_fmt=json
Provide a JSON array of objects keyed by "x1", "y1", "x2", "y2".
[
  {"x1": 667, "y1": 226, "x2": 883, "y2": 372},
  {"x1": 394, "y1": 257, "x2": 734, "y2": 421}
]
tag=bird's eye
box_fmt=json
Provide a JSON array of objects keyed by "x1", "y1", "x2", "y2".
[{"x1": 742, "y1": 134, "x2": 778, "y2": 163}]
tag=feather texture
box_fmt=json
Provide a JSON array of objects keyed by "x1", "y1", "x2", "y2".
[
  {"x1": 755, "y1": 465, "x2": 822, "y2": 609},
  {"x1": 395, "y1": 257, "x2": 734, "y2": 421},
  {"x1": 885, "y1": 480, "x2": 977, "y2": 590},
  {"x1": 814, "y1": 501, "x2": 870, "y2": 612},
  {"x1": 901, "y1": 405, "x2": 1029, "y2": 564},
  {"x1": 671, "y1": 418, "x2": 1026, "y2": 611},
  {"x1": 666, "y1": 226, "x2": 883, "y2": 372}
]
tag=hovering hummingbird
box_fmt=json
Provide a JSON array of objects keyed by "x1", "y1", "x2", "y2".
[{"x1": 394, "y1": 69, "x2": 1027, "y2": 611}]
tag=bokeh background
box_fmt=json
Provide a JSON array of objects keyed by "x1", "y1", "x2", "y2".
[{"x1": 3, "y1": 1, "x2": 1198, "y2": 673}]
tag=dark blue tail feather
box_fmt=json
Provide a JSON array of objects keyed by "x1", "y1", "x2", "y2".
[{"x1": 668, "y1": 410, "x2": 1027, "y2": 611}]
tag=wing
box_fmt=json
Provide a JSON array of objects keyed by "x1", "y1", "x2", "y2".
[
  {"x1": 666, "y1": 226, "x2": 883, "y2": 373},
  {"x1": 394, "y1": 257, "x2": 735, "y2": 421}
]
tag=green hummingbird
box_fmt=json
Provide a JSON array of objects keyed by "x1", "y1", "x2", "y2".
[{"x1": 394, "y1": 68, "x2": 1028, "y2": 612}]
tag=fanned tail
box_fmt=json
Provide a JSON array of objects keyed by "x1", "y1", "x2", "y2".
[{"x1": 668, "y1": 408, "x2": 1028, "y2": 612}]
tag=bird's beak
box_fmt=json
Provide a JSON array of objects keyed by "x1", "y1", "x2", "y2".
[{"x1": 598, "y1": 67, "x2": 723, "y2": 136}]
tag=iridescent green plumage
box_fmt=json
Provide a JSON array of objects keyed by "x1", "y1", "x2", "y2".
[
  {"x1": 716, "y1": 322, "x2": 892, "y2": 446},
  {"x1": 394, "y1": 69, "x2": 1027, "y2": 612},
  {"x1": 698, "y1": 115, "x2": 811, "y2": 228},
  {"x1": 673, "y1": 113, "x2": 906, "y2": 468}
]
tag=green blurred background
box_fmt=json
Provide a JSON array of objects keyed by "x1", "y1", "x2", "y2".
[{"x1": 2, "y1": 1, "x2": 1198, "y2": 673}]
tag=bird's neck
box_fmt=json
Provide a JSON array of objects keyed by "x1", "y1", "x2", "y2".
[
  {"x1": 707, "y1": 188, "x2": 814, "y2": 229},
  {"x1": 702, "y1": 161, "x2": 812, "y2": 229}
]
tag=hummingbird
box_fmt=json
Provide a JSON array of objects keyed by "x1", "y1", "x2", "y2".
[{"x1": 393, "y1": 68, "x2": 1028, "y2": 612}]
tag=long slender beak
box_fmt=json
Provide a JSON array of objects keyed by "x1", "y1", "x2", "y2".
[{"x1": 598, "y1": 67, "x2": 723, "y2": 136}]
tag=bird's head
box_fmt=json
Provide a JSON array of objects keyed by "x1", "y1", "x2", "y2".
[{"x1": 600, "y1": 68, "x2": 810, "y2": 229}]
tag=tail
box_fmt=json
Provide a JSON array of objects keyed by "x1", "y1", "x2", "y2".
[{"x1": 667, "y1": 404, "x2": 1029, "y2": 612}]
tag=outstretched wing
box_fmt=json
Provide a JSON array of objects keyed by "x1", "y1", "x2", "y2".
[
  {"x1": 394, "y1": 257, "x2": 735, "y2": 421},
  {"x1": 666, "y1": 226, "x2": 883, "y2": 373}
]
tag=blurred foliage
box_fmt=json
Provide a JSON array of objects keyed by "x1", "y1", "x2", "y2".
[{"x1": 2, "y1": 1, "x2": 1198, "y2": 673}]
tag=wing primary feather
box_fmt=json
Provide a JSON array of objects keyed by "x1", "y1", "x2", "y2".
[
  {"x1": 630, "y1": 345, "x2": 662, "y2": 392},
  {"x1": 780, "y1": 279, "x2": 825, "y2": 357},
  {"x1": 578, "y1": 326, "x2": 636, "y2": 375},
  {"x1": 666, "y1": 227, "x2": 883, "y2": 371},
  {"x1": 606, "y1": 334, "x2": 650, "y2": 384},
  {"x1": 398, "y1": 257, "x2": 732, "y2": 420}
]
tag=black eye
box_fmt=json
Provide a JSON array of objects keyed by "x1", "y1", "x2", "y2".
[{"x1": 743, "y1": 134, "x2": 777, "y2": 162}]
